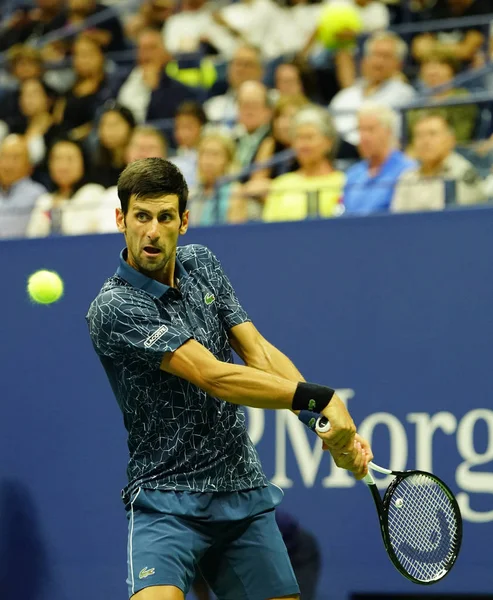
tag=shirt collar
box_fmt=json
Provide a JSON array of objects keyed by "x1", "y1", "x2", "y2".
[{"x1": 116, "y1": 248, "x2": 188, "y2": 298}]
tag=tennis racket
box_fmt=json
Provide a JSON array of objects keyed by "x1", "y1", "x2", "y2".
[{"x1": 300, "y1": 412, "x2": 463, "y2": 585}]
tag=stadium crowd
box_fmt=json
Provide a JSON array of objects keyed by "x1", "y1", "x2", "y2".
[{"x1": 0, "y1": 0, "x2": 493, "y2": 239}]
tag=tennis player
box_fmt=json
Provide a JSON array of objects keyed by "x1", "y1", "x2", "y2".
[{"x1": 86, "y1": 158, "x2": 372, "y2": 600}]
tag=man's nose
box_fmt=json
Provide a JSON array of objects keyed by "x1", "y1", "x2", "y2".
[{"x1": 147, "y1": 219, "x2": 160, "y2": 240}]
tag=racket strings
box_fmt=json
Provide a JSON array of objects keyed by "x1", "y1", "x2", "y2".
[{"x1": 386, "y1": 473, "x2": 459, "y2": 582}]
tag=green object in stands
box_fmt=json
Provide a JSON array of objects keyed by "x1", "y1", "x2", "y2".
[{"x1": 166, "y1": 58, "x2": 217, "y2": 89}]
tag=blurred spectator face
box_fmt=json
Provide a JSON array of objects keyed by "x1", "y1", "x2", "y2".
[
  {"x1": 69, "y1": 0, "x2": 96, "y2": 15},
  {"x1": 228, "y1": 48, "x2": 262, "y2": 90},
  {"x1": 421, "y1": 60, "x2": 454, "y2": 88},
  {"x1": 126, "y1": 131, "x2": 167, "y2": 162},
  {"x1": 292, "y1": 124, "x2": 332, "y2": 167},
  {"x1": 358, "y1": 113, "x2": 392, "y2": 159},
  {"x1": 365, "y1": 39, "x2": 401, "y2": 85},
  {"x1": 148, "y1": 0, "x2": 173, "y2": 25},
  {"x1": 0, "y1": 136, "x2": 32, "y2": 188},
  {"x1": 238, "y1": 83, "x2": 271, "y2": 133},
  {"x1": 99, "y1": 111, "x2": 133, "y2": 151},
  {"x1": 12, "y1": 57, "x2": 43, "y2": 82},
  {"x1": 275, "y1": 64, "x2": 303, "y2": 97},
  {"x1": 175, "y1": 115, "x2": 203, "y2": 150},
  {"x1": 20, "y1": 79, "x2": 51, "y2": 118},
  {"x1": 413, "y1": 116, "x2": 455, "y2": 166},
  {"x1": 37, "y1": 0, "x2": 63, "y2": 10},
  {"x1": 138, "y1": 30, "x2": 169, "y2": 66},
  {"x1": 447, "y1": 0, "x2": 473, "y2": 14},
  {"x1": 49, "y1": 141, "x2": 85, "y2": 189},
  {"x1": 73, "y1": 37, "x2": 104, "y2": 78},
  {"x1": 273, "y1": 105, "x2": 299, "y2": 146},
  {"x1": 198, "y1": 138, "x2": 230, "y2": 183}
]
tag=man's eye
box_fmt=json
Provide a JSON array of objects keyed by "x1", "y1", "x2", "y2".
[{"x1": 137, "y1": 213, "x2": 148, "y2": 221}]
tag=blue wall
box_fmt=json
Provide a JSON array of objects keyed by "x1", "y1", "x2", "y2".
[{"x1": 1, "y1": 208, "x2": 493, "y2": 599}]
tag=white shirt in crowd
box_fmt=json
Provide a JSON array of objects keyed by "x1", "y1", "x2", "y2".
[
  {"x1": 117, "y1": 68, "x2": 152, "y2": 124},
  {"x1": 163, "y1": 4, "x2": 237, "y2": 58},
  {"x1": 329, "y1": 77, "x2": 416, "y2": 145},
  {"x1": 26, "y1": 184, "x2": 106, "y2": 237}
]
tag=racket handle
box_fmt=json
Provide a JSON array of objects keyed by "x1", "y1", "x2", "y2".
[{"x1": 316, "y1": 416, "x2": 331, "y2": 433}]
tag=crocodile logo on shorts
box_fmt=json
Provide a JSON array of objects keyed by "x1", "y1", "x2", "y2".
[
  {"x1": 139, "y1": 567, "x2": 156, "y2": 580},
  {"x1": 204, "y1": 292, "x2": 215, "y2": 305}
]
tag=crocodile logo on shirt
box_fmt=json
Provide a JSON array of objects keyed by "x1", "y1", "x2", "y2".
[
  {"x1": 204, "y1": 292, "x2": 215, "y2": 305},
  {"x1": 139, "y1": 567, "x2": 155, "y2": 580}
]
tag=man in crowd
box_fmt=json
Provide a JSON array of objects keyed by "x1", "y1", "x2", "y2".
[
  {"x1": 204, "y1": 45, "x2": 264, "y2": 126},
  {"x1": 0, "y1": 135, "x2": 46, "y2": 239},
  {"x1": 392, "y1": 112, "x2": 487, "y2": 212},
  {"x1": 329, "y1": 31, "x2": 416, "y2": 158},
  {"x1": 117, "y1": 28, "x2": 198, "y2": 123},
  {"x1": 343, "y1": 103, "x2": 416, "y2": 214}
]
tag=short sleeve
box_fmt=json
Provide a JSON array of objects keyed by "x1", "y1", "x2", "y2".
[
  {"x1": 206, "y1": 249, "x2": 250, "y2": 331},
  {"x1": 88, "y1": 289, "x2": 193, "y2": 370}
]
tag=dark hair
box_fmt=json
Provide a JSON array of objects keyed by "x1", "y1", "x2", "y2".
[
  {"x1": 118, "y1": 158, "x2": 189, "y2": 217},
  {"x1": 175, "y1": 101, "x2": 208, "y2": 125},
  {"x1": 413, "y1": 110, "x2": 455, "y2": 133},
  {"x1": 95, "y1": 102, "x2": 136, "y2": 169},
  {"x1": 421, "y1": 49, "x2": 461, "y2": 75},
  {"x1": 47, "y1": 138, "x2": 91, "y2": 196}
]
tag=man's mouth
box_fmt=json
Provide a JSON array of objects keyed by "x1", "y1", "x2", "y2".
[{"x1": 143, "y1": 246, "x2": 161, "y2": 256}]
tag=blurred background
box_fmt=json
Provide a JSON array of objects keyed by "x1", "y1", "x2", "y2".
[{"x1": 1, "y1": 1, "x2": 493, "y2": 599}]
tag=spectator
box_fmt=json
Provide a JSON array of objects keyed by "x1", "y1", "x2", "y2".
[
  {"x1": 96, "y1": 125, "x2": 169, "y2": 233},
  {"x1": 169, "y1": 101, "x2": 207, "y2": 188},
  {"x1": 392, "y1": 112, "x2": 487, "y2": 212},
  {"x1": 0, "y1": 45, "x2": 44, "y2": 130},
  {"x1": 26, "y1": 139, "x2": 105, "y2": 236},
  {"x1": 0, "y1": 0, "x2": 66, "y2": 52},
  {"x1": 204, "y1": 45, "x2": 263, "y2": 125},
  {"x1": 412, "y1": 0, "x2": 488, "y2": 67},
  {"x1": 273, "y1": 60, "x2": 317, "y2": 103},
  {"x1": 117, "y1": 28, "x2": 198, "y2": 123},
  {"x1": 262, "y1": 106, "x2": 344, "y2": 222},
  {"x1": 342, "y1": 102, "x2": 416, "y2": 214},
  {"x1": 188, "y1": 131, "x2": 241, "y2": 226},
  {"x1": 244, "y1": 94, "x2": 308, "y2": 199},
  {"x1": 53, "y1": 35, "x2": 112, "y2": 141},
  {"x1": 162, "y1": 0, "x2": 236, "y2": 57},
  {"x1": 0, "y1": 135, "x2": 46, "y2": 239},
  {"x1": 406, "y1": 50, "x2": 477, "y2": 144},
  {"x1": 64, "y1": 0, "x2": 126, "y2": 52},
  {"x1": 329, "y1": 31, "x2": 416, "y2": 156},
  {"x1": 125, "y1": 0, "x2": 173, "y2": 43},
  {"x1": 12, "y1": 79, "x2": 62, "y2": 168},
  {"x1": 235, "y1": 81, "x2": 272, "y2": 178},
  {"x1": 91, "y1": 102, "x2": 136, "y2": 188}
]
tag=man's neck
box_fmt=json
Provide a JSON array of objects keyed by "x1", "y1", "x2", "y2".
[
  {"x1": 368, "y1": 148, "x2": 392, "y2": 172},
  {"x1": 300, "y1": 161, "x2": 333, "y2": 177}
]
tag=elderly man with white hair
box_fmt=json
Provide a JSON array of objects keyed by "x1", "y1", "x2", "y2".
[
  {"x1": 329, "y1": 31, "x2": 416, "y2": 156},
  {"x1": 342, "y1": 102, "x2": 416, "y2": 214}
]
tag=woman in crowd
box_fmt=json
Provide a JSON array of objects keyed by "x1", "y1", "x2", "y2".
[
  {"x1": 53, "y1": 35, "x2": 112, "y2": 141},
  {"x1": 263, "y1": 106, "x2": 345, "y2": 222},
  {"x1": 27, "y1": 139, "x2": 104, "y2": 237},
  {"x1": 91, "y1": 102, "x2": 136, "y2": 188},
  {"x1": 188, "y1": 131, "x2": 241, "y2": 226},
  {"x1": 11, "y1": 79, "x2": 63, "y2": 182}
]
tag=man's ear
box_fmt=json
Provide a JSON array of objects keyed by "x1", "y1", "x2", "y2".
[
  {"x1": 116, "y1": 208, "x2": 126, "y2": 233},
  {"x1": 179, "y1": 210, "x2": 189, "y2": 235}
]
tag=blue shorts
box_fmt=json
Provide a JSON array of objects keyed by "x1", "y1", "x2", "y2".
[{"x1": 126, "y1": 484, "x2": 300, "y2": 599}]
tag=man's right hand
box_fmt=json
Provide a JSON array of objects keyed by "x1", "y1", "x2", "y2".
[{"x1": 318, "y1": 393, "x2": 356, "y2": 452}]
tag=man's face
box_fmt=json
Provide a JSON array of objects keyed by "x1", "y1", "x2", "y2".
[
  {"x1": 0, "y1": 137, "x2": 31, "y2": 187},
  {"x1": 421, "y1": 60, "x2": 454, "y2": 88},
  {"x1": 238, "y1": 90, "x2": 270, "y2": 133},
  {"x1": 116, "y1": 195, "x2": 188, "y2": 276},
  {"x1": 228, "y1": 49, "x2": 262, "y2": 90},
  {"x1": 413, "y1": 117, "x2": 455, "y2": 166},
  {"x1": 358, "y1": 113, "x2": 391, "y2": 159},
  {"x1": 126, "y1": 133, "x2": 167, "y2": 163},
  {"x1": 138, "y1": 31, "x2": 167, "y2": 66},
  {"x1": 365, "y1": 39, "x2": 400, "y2": 84}
]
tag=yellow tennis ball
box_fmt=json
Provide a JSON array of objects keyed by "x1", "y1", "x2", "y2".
[
  {"x1": 27, "y1": 270, "x2": 64, "y2": 304},
  {"x1": 317, "y1": 2, "x2": 363, "y2": 51}
]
